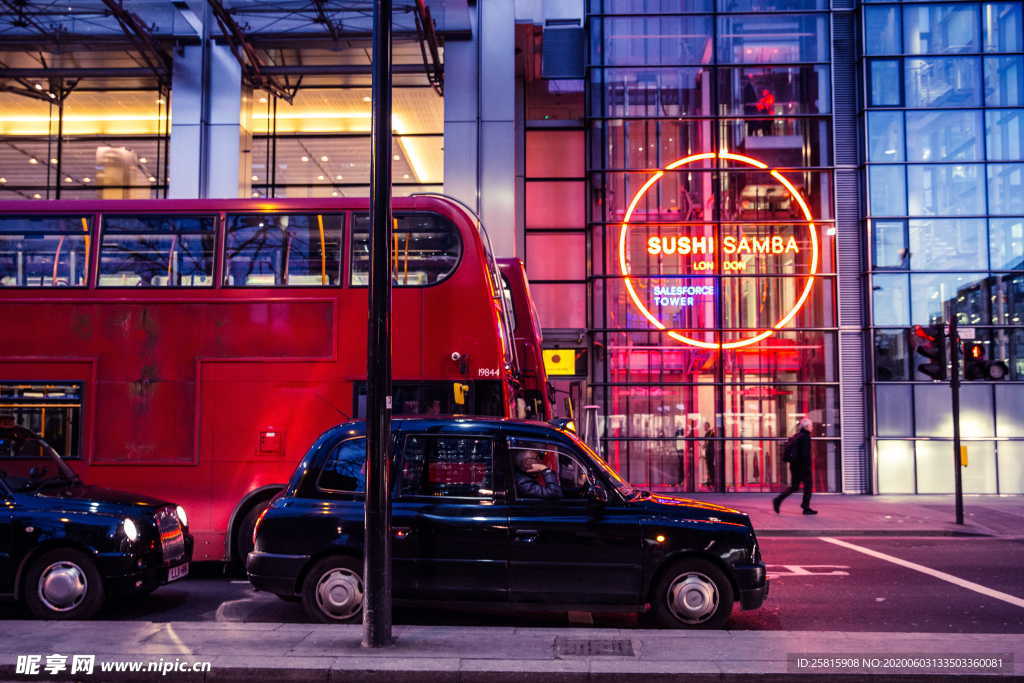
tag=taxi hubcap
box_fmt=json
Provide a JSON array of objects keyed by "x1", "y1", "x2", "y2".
[
  {"x1": 38, "y1": 561, "x2": 88, "y2": 612},
  {"x1": 667, "y1": 571, "x2": 719, "y2": 624},
  {"x1": 315, "y1": 568, "x2": 363, "y2": 620}
]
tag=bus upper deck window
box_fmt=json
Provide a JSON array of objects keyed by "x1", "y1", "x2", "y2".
[
  {"x1": 0, "y1": 215, "x2": 91, "y2": 287},
  {"x1": 350, "y1": 213, "x2": 461, "y2": 287},
  {"x1": 99, "y1": 215, "x2": 216, "y2": 288},
  {"x1": 225, "y1": 213, "x2": 343, "y2": 287}
]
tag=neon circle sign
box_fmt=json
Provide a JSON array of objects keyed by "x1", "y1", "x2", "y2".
[{"x1": 618, "y1": 151, "x2": 819, "y2": 350}]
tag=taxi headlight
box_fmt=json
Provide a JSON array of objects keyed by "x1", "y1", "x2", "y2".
[
  {"x1": 122, "y1": 518, "x2": 139, "y2": 542},
  {"x1": 175, "y1": 505, "x2": 188, "y2": 528}
]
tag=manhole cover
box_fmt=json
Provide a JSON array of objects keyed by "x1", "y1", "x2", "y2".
[{"x1": 554, "y1": 638, "x2": 635, "y2": 657}]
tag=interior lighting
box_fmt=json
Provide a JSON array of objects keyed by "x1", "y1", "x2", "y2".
[
  {"x1": 331, "y1": 191, "x2": 339, "y2": 197},
  {"x1": 0, "y1": 178, "x2": 6, "y2": 184},
  {"x1": 252, "y1": 175, "x2": 259, "y2": 181},
  {"x1": 82, "y1": 177, "x2": 91, "y2": 183},
  {"x1": 393, "y1": 154, "x2": 400, "y2": 160},
  {"x1": 34, "y1": 83, "x2": 43, "y2": 90},
  {"x1": 28, "y1": 158, "x2": 38, "y2": 165},
  {"x1": 259, "y1": 96, "x2": 268, "y2": 103},
  {"x1": 50, "y1": 158, "x2": 58, "y2": 164},
  {"x1": 320, "y1": 155, "x2": 329, "y2": 162},
  {"x1": 362, "y1": 96, "x2": 371, "y2": 102},
  {"x1": 402, "y1": 174, "x2": 410, "y2": 179},
  {"x1": 139, "y1": 157, "x2": 148, "y2": 163},
  {"x1": 148, "y1": 176, "x2": 157, "y2": 183},
  {"x1": 63, "y1": 176, "x2": 72, "y2": 182},
  {"x1": 618, "y1": 150, "x2": 819, "y2": 350},
  {"x1": 317, "y1": 175, "x2": 325, "y2": 180},
  {"x1": 301, "y1": 156, "x2": 309, "y2": 162},
  {"x1": 335, "y1": 174, "x2": 343, "y2": 180},
  {"x1": 32, "y1": 193, "x2": 41, "y2": 198}
]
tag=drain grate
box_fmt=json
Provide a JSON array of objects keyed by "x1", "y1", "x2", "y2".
[{"x1": 554, "y1": 638, "x2": 635, "y2": 657}]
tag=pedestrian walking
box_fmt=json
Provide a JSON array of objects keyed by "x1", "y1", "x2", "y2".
[
  {"x1": 773, "y1": 417, "x2": 817, "y2": 515},
  {"x1": 702, "y1": 422, "x2": 716, "y2": 489}
]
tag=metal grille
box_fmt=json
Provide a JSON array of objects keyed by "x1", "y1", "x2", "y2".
[
  {"x1": 554, "y1": 638, "x2": 635, "y2": 658},
  {"x1": 832, "y1": 10, "x2": 870, "y2": 494},
  {"x1": 155, "y1": 507, "x2": 186, "y2": 563}
]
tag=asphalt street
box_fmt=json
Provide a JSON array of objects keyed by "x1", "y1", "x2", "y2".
[{"x1": 4, "y1": 536, "x2": 1022, "y2": 632}]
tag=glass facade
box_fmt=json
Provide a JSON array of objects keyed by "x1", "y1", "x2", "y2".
[
  {"x1": 866, "y1": 0, "x2": 1024, "y2": 494},
  {"x1": 586, "y1": 0, "x2": 840, "y2": 492}
]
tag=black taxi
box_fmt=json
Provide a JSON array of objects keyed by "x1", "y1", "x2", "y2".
[
  {"x1": 0, "y1": 427, "x2": 192, "y2": 619},
  {"x1": 247, "y1": 418, "x2": 768, "y2": 627}
]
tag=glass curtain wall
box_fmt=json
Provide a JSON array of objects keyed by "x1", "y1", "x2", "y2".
[
  {"x1": 587, "y1": 0, "x2": 840, "y2": 492},
  {"x1": 866, "y1": 0, "x2": 1024, "y2": 494},
  {"x1": 251, "y1": 85, "x2": 443, "y2": 198},
  {"x1": 0, "y1": 79, "x2": 170, "y2": 200}
]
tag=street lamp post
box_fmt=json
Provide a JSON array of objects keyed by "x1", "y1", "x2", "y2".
[{"x1": 363, "y1": 0, "x2": 393, "y2": 648}]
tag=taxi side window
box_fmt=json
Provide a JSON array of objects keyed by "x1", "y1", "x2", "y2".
[
  {"x1": 510, "y1": 441, "x2": 594, "y2": 501},
  {"x1": 317, "y1": 437, "x2": 366, "y2": 493},
  {"x1": 400, "y1": 435, "x2": 493, "y2": 498}
]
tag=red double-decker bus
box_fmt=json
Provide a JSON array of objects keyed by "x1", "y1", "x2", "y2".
[{"x1": 0, "y1": 195, "x2": 549, "y2": 561}]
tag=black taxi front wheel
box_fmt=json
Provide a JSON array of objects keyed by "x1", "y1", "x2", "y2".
[
  {"x1": 652, "y1": 558, "x2": 734, "y2": 628},
  {"x1": 23, "y1": 548, "x2": 105, "y2": 620},
  {"x1": 301, "y1": 556, "x2": 364, "y2": 623}
]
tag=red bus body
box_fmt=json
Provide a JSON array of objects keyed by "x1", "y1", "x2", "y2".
[
  {"x1": 0, "y1": 195, "x2": 545, "y2": 561},
  {"x1": 498, "y1": 258, "x2": 551, "y2": 421}
]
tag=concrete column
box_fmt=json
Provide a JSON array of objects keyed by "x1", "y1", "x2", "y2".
[
  {"x1": 169, "y1": 44, "x2": 250, "y2": 198},
  {"x1": 443, "y1": 0, "x2": 518, "y2": 257}
]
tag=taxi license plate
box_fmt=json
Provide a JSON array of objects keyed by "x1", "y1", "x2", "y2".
[{"x1": 168, "y1": 563, "x2": 189, "y2": 582}]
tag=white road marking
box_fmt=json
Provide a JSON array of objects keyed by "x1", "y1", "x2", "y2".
[
  {"x1": 767, "y1": 564, "x2": 850, "y2": 578},
  {"x1": 819, "y1": 536, "x2": 1024, "y2": 609}
]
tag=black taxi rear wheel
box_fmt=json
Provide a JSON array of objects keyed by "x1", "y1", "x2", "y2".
[
  {"x1": 301, "y1": 555, "x2": 364, "y2": 623},
  {"x1": 23, "y1": 548, "x2": 105, "y2": 620},
  {"x1": 652, "y1": 558, "x2": 733, "y2": 628}
]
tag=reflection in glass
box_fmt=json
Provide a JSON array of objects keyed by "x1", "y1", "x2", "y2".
[
  {"x1": 985, "y1": 110, "x2": 1024, "y2": 161},
  {"x1": 907, "y1": 164, "x2": 985, "y2": 216},
  {"x1": 987, "y1": 164, "x2": 1024, "y2": 215},
  {"x1": 869, "y1": 59, "x2": 903, "y2": 106},
  {"x1": 983, "y1": 1, "x2": 1023, "y2": 52},
  {"x1": 864, "y1": 6, "x2": 901, "y2": 55},
  {"x1": 868, "y1": 111, "x2": 904, "y2": 162},
  {"x1": 905, "y1": 110, "x2": 981, "y2": 162},
  {"x1": 872, "y1": 273, "x2": 910, "y2": 325},
  {"x1": 351, "y1": 213, "x2": 461, "y2": 286},
  {"x1": 594, "y1": 68, "x2": 712, "y2": 118},
  {"x1": 869, "y1": 165, "x2": 906, "y2": 216},
  {"x1": 983, "y1": 56, "x2": 1024, "y2": 105},
  {"x1": 599, "y1": 16, "x2": 713, "y2": 66},
  {"x1": 874, "y1": 330, "x2": 910, "y2": 381},
  {"x1": 908, "y1": 218, "x2": 986, "y2": 270},
  {"x1": 989, "y1": 219, "x2": 1024, "y2": 270},
  {"x1": 719, "y1": 119, "x2": 831, "y2": 169},
  {"x1": 909, "y1": 272, "x2": 990, "y2": 324},
  {"x1": 905, "y1": 57, "x2": 981, "y2": 107},
  {"x1": 0, "y1": 216, "x2": 91, "y2": 287},
  {"x1": 99, "y1": 215, "x2": 216, "y2": 288},
  {"x1": 873, "y1": 219, "x2": 907, "y2": 268},
  {"x1": 903, "y1": 4, "x2": 979, "y2": 55},
  {"x1": 225, "y1": 213, "x2": 343, "y2": 287},
  {"x1": 716, "y1": 65, "x2": 830, "y2": 115}
]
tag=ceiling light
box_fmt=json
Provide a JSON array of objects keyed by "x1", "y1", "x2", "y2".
[
  {"x1": 335, "y1": 174, "x2": 343, "y2": 180},
  {"x1": 259, "y1": 97, "x2": 268, "y2": 103},
  {"x1": 331, "y1": 191, "x2": 339, "y2": 197},
  {"x1": 320, "y1": 155, "x2": 329, "y2": 162},
  {"x1": 0, "y1": 177, "x2": 6, "y2": 184},
  {"x1": 82, "y1": 177, "x2": 91, "y2": 183},
  {"x1": 317, "y1": 175, "x2": 325, "y2": 180},
  {"x1": 64, "y1": 176, "x2": 72, "y2": 182},
  {"x1": 402, "y1": 174, "x2": 409, "y2": 179},
  {"x1": 139, "y1": 157, "x2": 148, "y2": 163},
  {"x1": 32, "y1": 193, "x2": 41, "y2": 198},
  {"x1": 251, "y1": 175, "x2": 259, "y2": 181},
  {"x1": 28, "y1": 158, "x2": 38, "y2": 164},
  {"x1": 47, "y1": 92, "x2": 56, "y2": 99},
  {"x1": 148, "y1": 176, "x2": 157, "y2": 183},
  {"x1": 50, "y1": 158, "x2": 58, "y2": 164},
  {"x1": 34, "y1": 83, "x2": 43, "y2": 90},
  {"x1": 362, "y1": 96, "x2": 371, "y2": 103},
  {"x1": 252, "y1": 191, "x2": 260, "y2": 197},
  {"x1": 349, "y1": 162, "x2": 355, "y2": 167},
  {"x1": 156, "y1": 97, "x2": 165, "y2": 104},
  {"x1": 392, "y1": 154, "x2": 400, "y2": 160},
  {"x1": 301, "y1": 156, "x2": 309, "y2": 162}
]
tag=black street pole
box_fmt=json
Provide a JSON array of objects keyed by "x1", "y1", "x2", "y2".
[
  {"x1": 363, "y1": 0, "x2": 393, "y2": 648},
  {"x1": 949, "y1": 316, "x2": 964, "y2": 526}
]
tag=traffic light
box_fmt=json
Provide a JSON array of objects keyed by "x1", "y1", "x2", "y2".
[
  {"x1": 913, "y1": 324, "x2": 947, "y2": 381},
  {"x1": 963, "y1": 342, "x2": 1009, "y2": 381}
]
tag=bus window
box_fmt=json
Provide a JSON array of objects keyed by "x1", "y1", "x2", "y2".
[
  {"x1": 0, "y1": 215, "x2": 91, "y2": 287},
  {"x1": 350, "y1": 212, "x2": 461, "y2": 286},
  {"x1": 224, "y1": 213, "x2": 343, "y2": 287},
  {"x1": 0, "y1": 382, "x2": 82, "y2": 459},
  {"x1": 99, "y1": 215, "x2": 216, "y2": 287}
]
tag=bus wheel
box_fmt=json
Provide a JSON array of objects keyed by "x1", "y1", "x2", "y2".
[
  {"x1": 235, "y1": 502, "x2": 269, "y2": 567},
  {"x1": 301, "y1": 556, "x2": 364, "y2": 623},
  {"x1": 24, "y1": 548, "x2": 105, "y2": 620},
  {"x1": 652, "y1": 558, "x2": 733, "y2": 628}
]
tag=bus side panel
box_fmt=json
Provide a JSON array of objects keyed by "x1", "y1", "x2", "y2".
[{"x1": 197, "y1": 362, "x2": 353, "y2": 560}]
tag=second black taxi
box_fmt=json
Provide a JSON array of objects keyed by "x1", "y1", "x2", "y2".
[{"x1": 248, "y1": 418, "x2": 768, "y2": 627}]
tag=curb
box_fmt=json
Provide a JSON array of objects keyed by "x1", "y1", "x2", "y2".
[{"x1": 755, "y1": 529, "x2": 992, "y2": 537}]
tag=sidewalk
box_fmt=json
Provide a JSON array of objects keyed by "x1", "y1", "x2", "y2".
[
  {"x1": 2, "y1": 622, "x2": 1021, "y2": 682},
  {"x1": 673, "y1": 493, "x2": 1024, "y2": 538}
]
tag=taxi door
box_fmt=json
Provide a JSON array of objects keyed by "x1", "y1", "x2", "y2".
[
  {"x1": 0, "y1": 482, "x2": 14, "y2": 593},
  {"x1": 505, "y1": 436, "x2": 643, "y2": 605},
  {"x1": 394, "y1": 429, "x2": 510, "y2": 602}
]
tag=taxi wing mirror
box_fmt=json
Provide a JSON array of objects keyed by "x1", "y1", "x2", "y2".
[{"x1": 587, "y1": 482, "x2": 609, "y2": 505}]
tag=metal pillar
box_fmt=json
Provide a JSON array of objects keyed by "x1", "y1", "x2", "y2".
[
  {"x1": 949, "y1": 317, "x2": 964, "y2": 525},
  {"x1": 363, "y1": 0, "x2": 394, "y2": 649}
]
